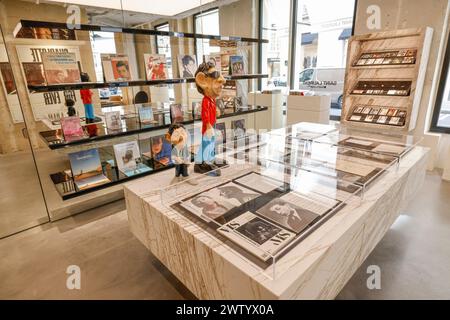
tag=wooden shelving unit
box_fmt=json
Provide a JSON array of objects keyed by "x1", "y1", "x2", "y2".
[{"x1": 342, "y1": 27, "x2": 433, "y2": 132}]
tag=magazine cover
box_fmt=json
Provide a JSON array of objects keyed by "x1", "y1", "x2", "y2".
[
  {"x1": 177, "y1": 54, "x2": 197, "y2": 78},
  {"x1": 256, "y1": 194, "x2": 320, "y2": 234},
  {"x1": 230, "y1": 55, "x2": 244, "y2": 75},
  {"x1": 204, "y1": 53, "x2": 221, "y2": 71},
  {"x1": 61, "y1": 116, "x2": 84, "y2": 141},
  {"x1": 150, "y1": 135, "x2": 173, "y2": 166},
  {"x1": 113, "y1": 141, "x2": 151, "y2": 177},
  {"x1": 170, "y1": 104, "x2": 184, "y2": 123},
  {"x1": 144, "y1": 54, "x2": 167, "y2": 80},
  {"x1": 215, "y1": 122, "x2": 226, "y2": 144},
  {"x1": 138, "y1": 106, "x2": 154, "y2": 124},
  {"x1": 101, "y1": 54, "x2": 132, "y2": 82},
  {"x1": 68, "y1": 148, "x2": 110, "y2": 190},
  {"x1": 217, "y1": 211, "x2": 295, "y2": 262},
  {"x1": 22, "y1": 62, "x2": 46, "y2": 86},
  {"x1": 180, "y1": 182, "x2": 260, "y2": 223},
  {"x1": 104, "y1": 111, "x2": 122, "y2": 130},
  {"x1": 41, "y1": 52, "x2": 81, "y2": 84}
]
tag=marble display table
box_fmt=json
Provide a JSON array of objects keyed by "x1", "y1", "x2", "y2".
[{"x1": 125, "y1": 131, "x2": 428, "y2": 299}]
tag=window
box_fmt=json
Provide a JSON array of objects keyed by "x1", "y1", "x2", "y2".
[
  {"x1": 89, "y1": 31, "x2": 121, "y2": 98},
  {"x1": 155, "y1": 23, "x2": 173, "y2": 78},
  {"x1": 260, "y1": 0, "x2": 291, "y2": 93},
  {"x1": 431, "y1": 36, "x2": 450, "y2": 133},
  {"x1": 194, "y1": 8, "x2": 220, "y2": 61},
  {"x1": 293, "y1": 0, "x2": 355, "y2": 119}
]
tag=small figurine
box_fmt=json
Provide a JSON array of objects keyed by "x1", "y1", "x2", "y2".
[
  {"x1": 80, "y1": 72, "x2": 95, "y2": 123},
  {"x1": 194, "y1": 61, "x2": 227, "y2": 176},
  {"x1": 166, "y1": 124, "x2": 198, "y2": 185},
  {"x1": 65, "y1": 98, "x2": 76, "y2": 117}
]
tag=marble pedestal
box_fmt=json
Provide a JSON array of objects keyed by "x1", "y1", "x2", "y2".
[{"x1": 125, "y1": 146, "x2": 428, "y2": 299}]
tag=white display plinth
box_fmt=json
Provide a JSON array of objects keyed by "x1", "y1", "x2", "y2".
[{"x1": 287, "y1": 95, "x2": 331, "y2": 125}]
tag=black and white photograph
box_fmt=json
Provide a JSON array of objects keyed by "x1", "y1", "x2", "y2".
[{"x1": 257, "y1": 196, "x2": 319, "y2": 234}]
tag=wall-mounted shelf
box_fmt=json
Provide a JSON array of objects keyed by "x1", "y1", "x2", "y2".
[
  {"x1": 14, "y1": 20, "x2": 269, "y2": 44},
  {"x1": 39, "y1": 105, "x2": 268, "y2": 150},
  {"x1": 28, "y1": 74, "x2": 268, "y2": 93}
]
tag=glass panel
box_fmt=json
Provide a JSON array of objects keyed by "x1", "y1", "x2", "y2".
[
  {"x1": 0, "y1": 25, "x2": 49, "y2": 238},
  {"x1": 294, "y1": 0, "x2": 356, "y2": 119},
  {"x1": 433, "y1": 53, "x2": 450, "y2": 130}
]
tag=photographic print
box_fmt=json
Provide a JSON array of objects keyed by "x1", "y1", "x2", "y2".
[
  {"x1": 192, "y1": 101, "x2": 202, "y2": 119},
  {"x1": 257, "y1": 195, "x2": 319, "y2": 234},
  {"x1": 377, "y1": 116, "x2": 388, "y2": 124},
  {"x1": 230, "y1": 55, "x2": 244, "y2": 75},
  {"x1": 113, "y1": 141, "x2": 150, "y2": 177},
  {"x1": 144, "y1": 54, "x2": 167, "y2": 80},
  {"x1": 138, "y1": 106, "x2": 155, "y2": 124},
  {"x1": 215, "y1": 122, "x2": 227, "y2": 144},
  {"x1": 41, "y1": 52, "x2": 81, "y2": 84},
  {"x1": 204, "y1": 53, "x2": 221, "y2": 71},
  {"x1": 378, "y1": 108, "x2": 389, "y2": 116},
  {"x1": 387, "y1": 108, "x2": 398, "y2": 117},
  {"x1": 370, "y1": 108, "x2": 380, "y2": 115},
  {"x1": 389, "y1": 117, "x2": 401, "y2": 125},
  {"x1": 22, "y1": 62, "x2": 46, "y2": 86},
  {"x1": 101, "y1": 54, "x2": 132, "y2": 82},
  {"x1": 362, "y1": 107, "x2": 372, "y2": 114},
  {"x1": 178, "y1": 54, "x2": 197, "y2": 78},
  {"x1": 364, "y1": 115, "x2": 375, "y2": 122},
  {"x1": 349, "y1": 115, "x2": 362, "y2": 121},
  {"x1": 353, "y1": 106, "x2": 364, "y2": 114},
  {"x1": 68, "y1": 148, "x2": 110, "y2": 190},
  {"x1": 217, "y1": 211, "x2": 295, "y2": 261}
]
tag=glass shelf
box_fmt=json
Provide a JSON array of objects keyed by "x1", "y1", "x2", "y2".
[{"x1": 39, "y1": 104, "x2": 268, "y2": 150}]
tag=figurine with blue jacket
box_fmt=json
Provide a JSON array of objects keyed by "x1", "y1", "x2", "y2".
[{"x1": 166, "y1": 123, "x2": 198, "y2": 185}]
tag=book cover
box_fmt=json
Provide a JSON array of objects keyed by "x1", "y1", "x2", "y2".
[
  {"x1": 232, "y1": 119, "x2": 246, "y2": 139},
  {"x1": 230, "y1": 55, "x2": 244, "y2": 75},
  {"x1": 177, "y1": 54, "x2": 197, "y2": 78},
  {"x1": 150, "y1": 135, "x2": 173, "y2": 166},
  {"x1": 204, "y1": 53, "x2": 221, "y2": 71},
  {"x1": 144, "y1": 54, "x2": 167, "y2": 80},
  {"x1": 113, "y1": 141, "x2": 149, "y2": 177},
  {"x1": 138, "y1": 106, "x2": 154, "y2": 124},
  {"x1": 68, "y1": 148, "x2": 110, "y2": 190},
  {"x1": 215, "y1": 122, "x2": 226, "y2": 144},
  {"x1": 104, "y1": 111, "x2": 122, "y2": 130},
  {"x1": 101, "y1": 54, "x2": 132, "y2": 82},
  {"x1": 41, "y1": 52, "x2": 81, "y2": 85},
  {"x1": 217, "y1": 211, "x2": 295, "y2": 262},
  {"x1": 170, "y1": 104, "x2": 184, "y2": 123},
  {"x1": 61, "y1": 116, "x2": 84, "y2": 141}
]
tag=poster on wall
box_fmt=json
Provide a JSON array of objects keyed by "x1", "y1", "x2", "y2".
[
  {"x1": 15, "y1": 45, "x2": 85, "y2": 122},
  {"x1": 101, "y1": 54, "x2": 132, "y2": 82},
  {"x1": 0, "y1": 45, "x2": 23, "y2": 123},
  {"x1": 41, "y1": 52, "x2": 81, "y2": 84},
  {"x1": 144, "y1": 54, "x2": 167, "y2": 80}
]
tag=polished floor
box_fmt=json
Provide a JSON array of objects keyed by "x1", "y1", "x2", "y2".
[{"x1": 0, "y1": 170, "x2": 449, "y2": 299}]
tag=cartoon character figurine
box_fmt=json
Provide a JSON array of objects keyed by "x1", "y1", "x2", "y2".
[
  {"x1": 166, "y1": 124, "x2": 198, "y2": 185},
  {"x1": 193, "y1": 61, "x2": 226, "y2": 176},
  {"x1": 80, "y1": 72, "x2": 95, "y2": 123}
]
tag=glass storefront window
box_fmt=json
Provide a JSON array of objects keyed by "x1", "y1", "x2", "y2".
[
  {"x1": 261, "y1": 0, "x2": 291, "y2": 93},
  {"x1": 195, "y1": 8, "x2": 220, "y2": 61},
  {"x1": 294, "y1": 0, "x2": 355, "y2": 118},
  {"x1": 431, "y1": 38, "x2": 450, "y2": 132}
]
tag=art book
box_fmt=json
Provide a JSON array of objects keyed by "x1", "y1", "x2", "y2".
[
  {"x1": 101, "y1": 54, "x2": 132, "y2": 82},
  {"x1": 170, "y1": 104, "x2": 184, "y2": 123},
  {"x1": 68, "y1": 148, "x2": 110, "y2": 191},
  {"x1": 61, "y1": 116, "x2": 84, "y2": 141},
  {"x1": 138, "y1": 106, "x2": 155, "y2": 124},
  {"x1": 204, "y1": 53, "x2": 221, "y2": 71},
  {"x1": 113, "y1": 141, "x2": 151, "y2": 177},
  {"x1": 41, "y1": 52, "x2": 81, "y2": 84},
  {"x1": 150, "y1": 135, "x2": 173, "y2": 167},
  {"x1": 177, "y1": 54, "x2": 197, "y2": 78},
  {"x1": 104, "y1": 111, "x2": 122, "y2": 131},
  {"x1": 217, "y1": 211, "x2": 295, "y2": 262},
  {"x1": 230, "y1": 55, "x2": 244, "y2": 75},
  {"x1": 144, "y1": 54, "x2": 167, "y2": 80}
]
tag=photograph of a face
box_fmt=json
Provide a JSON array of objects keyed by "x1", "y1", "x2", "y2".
[
  {"x1": 215, "y1": 122, "x2": 226, "y2": 144},
  {"x1": 235, "y1": 217, "x2": 282, "y2": 245},
  {"x1": 178, "y1": 54, "x2": 197, "y2": 78},
  {"x1": 112, "y1": 57, "x2": 131, "y2": 81},
  {"x1": 257, "y1": 195, "x2": 319, "y2": 234}
]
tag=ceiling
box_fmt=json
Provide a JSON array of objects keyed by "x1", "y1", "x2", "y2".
[{"x1": 37, "y1": 0, "x2": 238, "y2": 26}]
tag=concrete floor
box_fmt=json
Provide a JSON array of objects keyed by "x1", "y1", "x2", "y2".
[{"x1": 0, "y1": 170, "x2": 449, "y2": 299}]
